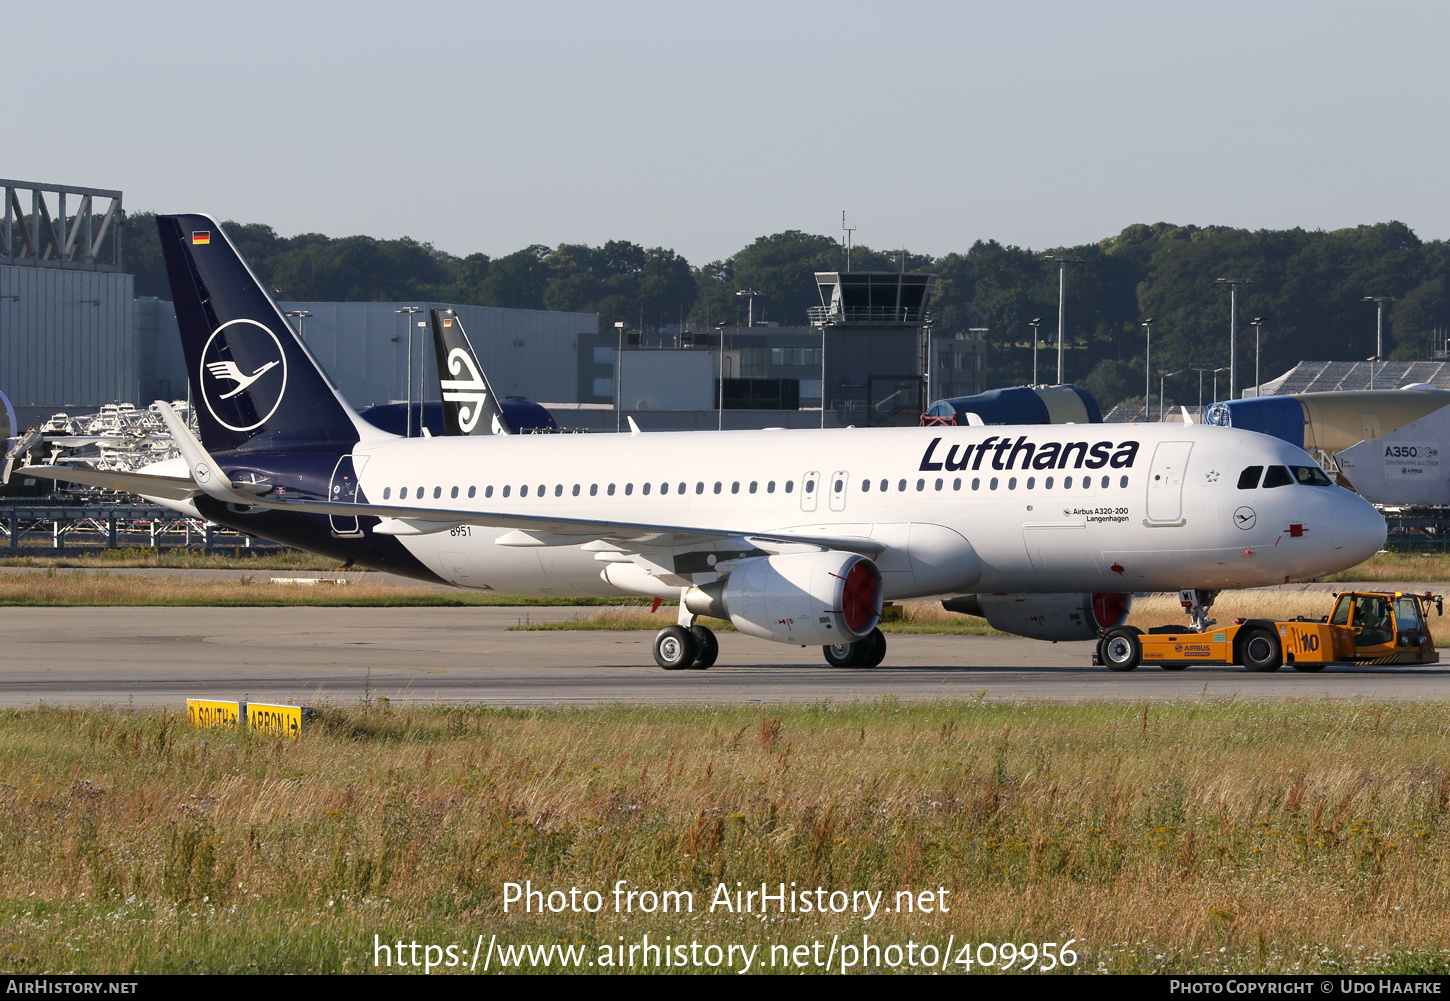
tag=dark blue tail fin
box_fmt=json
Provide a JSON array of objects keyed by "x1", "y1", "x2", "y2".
[{"x1": 156, "y1": 214, "x2": 374, "y2": 452}]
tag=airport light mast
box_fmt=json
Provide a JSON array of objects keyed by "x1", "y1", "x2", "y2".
[
  {"x1": 1159, "y1": 369, "x2": 1181, "y2": 421},
  {"x1": 736, "y1": 288, "x2": 761, "y2": 330},
  {"x1": 1249, "y1": 317, "x2": 1266, "y2": 397},
  {"x1": 1190, "y1": 365, "x2": 1213, "y2": 417},
  {"x1": 284, "y1": 309, "x2": 311, "y2": 341},
  {"x1": 1141, "y1": 317, "x2": 1155, "y2": 419},
  {"x1": 1043, "y1": 255, "x2": 1084, "y2": 385},
  {"x1": 1363, "y1": 296, "x2": 1397, "y2": 389},
  {"x1": 614, "y1": 321, "x2": 626, "y2": 433},
  {"x1": 1029, "y1": 317, "x2": 1043, "y2": 386},
  {"x1": 1213, "y1": 278, "x2": 1254, "y2": 400},
  {"x1": 394, "y1": 306, "x2": 424, "y2": 437}
]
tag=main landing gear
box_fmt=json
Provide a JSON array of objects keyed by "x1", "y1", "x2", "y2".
[
  {"x1": 823, "y1": 628, "x2": 887, "y2": 668},
  {"x1": 652, "y1": 623, "x2": 887, "y2": 670},
  {"x1": 653, "y1": 624, "x2": 718, "y2": 670}
]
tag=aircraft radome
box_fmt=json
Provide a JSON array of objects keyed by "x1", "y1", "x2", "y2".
[{"x1": 23, "y1": 216, "x2": 1387, "y2": 671}]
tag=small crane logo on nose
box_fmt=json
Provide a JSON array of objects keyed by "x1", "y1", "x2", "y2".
[{"x1": 1234, "y1": 506, "x2": 1257, "y2": 530}]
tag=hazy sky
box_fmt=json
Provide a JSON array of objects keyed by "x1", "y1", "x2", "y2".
[{"x1": 10, "y1": 1, "x2": 1446, "y2": 264}]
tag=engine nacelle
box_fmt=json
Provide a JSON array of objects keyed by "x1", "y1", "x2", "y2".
[
  {"x1": 686, "y1": 552, "x2": 882, "y2": 645},
  {"x1": 943, "y1": 592, "x2": 1131, "y2": 642}
]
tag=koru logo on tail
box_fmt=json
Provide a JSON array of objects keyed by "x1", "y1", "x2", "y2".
[
  {"x1": 440, "y1": 347, "x2": 490, "y2": 433},
  {"x1": 199, "y1": 319, "x2": 289, "y2": 432}
]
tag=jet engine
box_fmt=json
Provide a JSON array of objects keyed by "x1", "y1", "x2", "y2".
[
  {"x1": 943, "y1": 592, "x2": 1131, "y2": 642},
  {"x1": 685, "y1": 552, "x2": 882, "y2": 645}
]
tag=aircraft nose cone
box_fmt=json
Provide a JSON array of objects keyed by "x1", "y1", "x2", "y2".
[{"x1": 1333, "y1": 490, "x2": 1387, "y2": 568}]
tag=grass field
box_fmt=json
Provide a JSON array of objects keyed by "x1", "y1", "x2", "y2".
[{"x1": 3, "y1": 701, "x2": 1450, "y2": 975}]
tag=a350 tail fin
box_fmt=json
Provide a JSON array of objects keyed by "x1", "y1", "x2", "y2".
[
  {"x1": 430, "y1": 308, "x2": 515, "y2": 435},
  {"x1": 156, "y1": 214, "x2": 376, "y2": 452}
]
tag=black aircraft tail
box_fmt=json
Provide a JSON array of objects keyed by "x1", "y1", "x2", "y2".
[
  {"x1": 156, "y1": 214, "x2": 375, "y2": 452},
  {"x1": 430, "y1": 308, "x2": 515, "y2": 436}
]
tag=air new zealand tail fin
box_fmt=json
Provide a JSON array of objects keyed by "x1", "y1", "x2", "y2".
[
  {"x1": 430, "y1": 308, "x2": 515, "y2": 435},
  {"x1": 156, "y1": 214, "x2": 382, "y2": 452}
]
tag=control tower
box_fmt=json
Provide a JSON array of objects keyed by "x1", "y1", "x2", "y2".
[{"x1": 808, "y1": 271, "x2": 936, "y2": 425}]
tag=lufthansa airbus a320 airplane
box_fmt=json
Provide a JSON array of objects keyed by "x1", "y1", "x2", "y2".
[{"x1": 26, "y1": 215, "x2": 1386, "y2": 671}]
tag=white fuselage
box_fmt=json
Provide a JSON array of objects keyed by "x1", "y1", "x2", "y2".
[{"x1": 337, "y1": 422, "x2": 1384, "y2": 598}]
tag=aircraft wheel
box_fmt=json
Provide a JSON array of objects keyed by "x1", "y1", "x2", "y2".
[
  {"x1": 823, "y1": 640, "x2": 863, "y2": 668},
  {"x1": 688, "y1": 626, "x2": 718, "y2": 670},
  {"x1": 1292, "y1": 661, "x2": 1326, "y2": 673},
  {"x1": 1101, "y1": 628, "x2": 1142, "y2": 672},
  {"x1": 654, "y1": 625, "x2": 699, "y2": 671},
  {"x1": 1160, "y1": 663, "x2": 1188, "y2": 671},
  {"x1": 1240, "y1": 628, "x2": 1283, "y2": 672},
  {"x1": 859, "y1": 628, "x2": 887, "y2": 668}
]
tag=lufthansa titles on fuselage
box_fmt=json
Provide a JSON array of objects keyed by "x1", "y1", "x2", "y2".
[{"x1": 919, "y1": 435, "x2": 1141, "y2": 473}]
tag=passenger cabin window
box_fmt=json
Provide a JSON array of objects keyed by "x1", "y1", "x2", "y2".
[
  {"x1": 861, "y1": 479, "x2": 871, "y2": 493},
  {"x1": 1262, "y1": 466, "x2": 1294, "y2": 488},
  {"x1": 1238, "y1": 466, "x2": 1263, "y2": 489},
  {"x1": 785, "y1": 481, "x2": 794, "y2": 493},
  {"x1": 383, "y1": 487, "x2": 392, "y2": 499},
  {"x1": 468, "y1": 486, "x2": 476, "y2": 498}
]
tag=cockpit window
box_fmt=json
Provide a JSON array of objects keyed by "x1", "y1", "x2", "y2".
[
  {"x1": 1262, "y1": 465, "x2": 1294, "y2": 488},
  {"x1": 1237, "y1": 466, "x2": 1263, "y2": 489},
  {"x1": 1290, "y1": 465, "x2": 1334, "y2": 486}
]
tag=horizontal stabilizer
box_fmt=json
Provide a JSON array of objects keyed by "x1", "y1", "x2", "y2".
[{"x1": 17, "y1": 465, "x2": 202, "y2": 502}]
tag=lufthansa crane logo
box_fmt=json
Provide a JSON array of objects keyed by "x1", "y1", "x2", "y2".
[
  {"x1": 440, "y1": 347, "x2": 490, "y2": 433},
  {"x1": 199, "y1": 319, "x2": 289, "y2": 432}
]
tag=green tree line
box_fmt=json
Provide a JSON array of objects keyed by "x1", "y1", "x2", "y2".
[{"x1": 122, "y1": 213, "x2": 1450, "y2": 409}]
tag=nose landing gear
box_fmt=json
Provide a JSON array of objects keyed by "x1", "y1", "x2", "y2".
[{"x1": 1180, "y1": 589, "x2": 1219, "y2": 633}]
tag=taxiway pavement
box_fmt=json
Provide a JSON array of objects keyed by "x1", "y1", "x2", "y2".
[{"x1": 4, "y1": 605, "x2": 1449, "y2": 707}]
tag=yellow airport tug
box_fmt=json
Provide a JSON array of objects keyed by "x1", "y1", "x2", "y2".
[{"x1": 1094, "y1": 589, "x2": 1441, "y2": 673}]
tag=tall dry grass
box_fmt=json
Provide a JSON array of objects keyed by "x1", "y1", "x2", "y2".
[
  {"x1": 3, "y1": 702, "x2": 1450, "y2": 973},
  {"x1": 0, "y1": 570, "x2": 646, "y2": 607}
]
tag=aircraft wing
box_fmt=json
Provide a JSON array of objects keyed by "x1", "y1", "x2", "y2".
[{"x1": 16, "y1": 464, "x2": 203, "y2": 502}]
